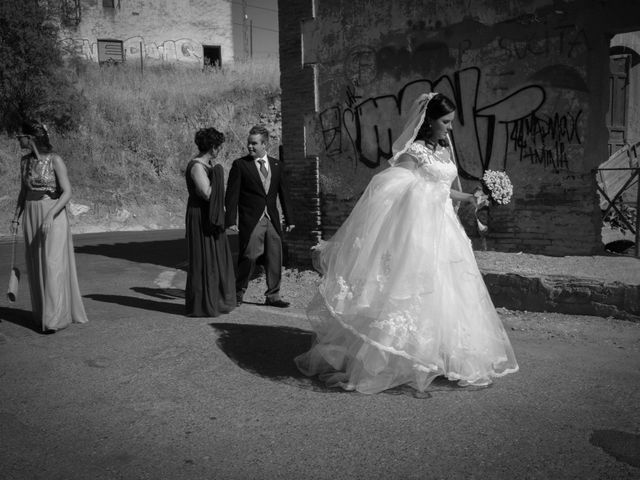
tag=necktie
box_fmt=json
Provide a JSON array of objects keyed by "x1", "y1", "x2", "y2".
[{"x1": 258, "y1": 159, "x2": 268, "y2": 178}]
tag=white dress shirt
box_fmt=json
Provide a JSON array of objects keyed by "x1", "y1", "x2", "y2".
[{"x1": 255, "y1": 155, "x2": 269, "y2": 175}]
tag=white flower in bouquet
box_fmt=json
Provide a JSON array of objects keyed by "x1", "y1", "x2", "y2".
[{"x1": 482, "y1": 170, "x2": 513, "y2": 205}]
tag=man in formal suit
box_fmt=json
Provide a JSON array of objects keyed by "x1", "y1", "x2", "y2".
[{"x1": 225, "y1": 124, "x2": 294, "y2": 308}]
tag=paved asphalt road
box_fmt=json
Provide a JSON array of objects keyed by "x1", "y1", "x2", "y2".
[{"x1": 0, "y1": 230, "x2": 639, "y2": 480}]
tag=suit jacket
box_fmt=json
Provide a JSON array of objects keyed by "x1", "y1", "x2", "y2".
[{"x1": 225, "y1": 154, "x2": 292, "y2": 252}]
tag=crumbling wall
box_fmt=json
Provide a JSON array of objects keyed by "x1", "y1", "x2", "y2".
[
  {"x1": 280, "y1": 0, "x2": 640, "y2": 264},
  {"x1": 59, "y1": 0, "x2": 234, "y2": 65}
]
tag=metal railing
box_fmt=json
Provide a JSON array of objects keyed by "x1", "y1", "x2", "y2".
[{"x1": 595, "y1": 166, "x2": 639, "y2": 257}]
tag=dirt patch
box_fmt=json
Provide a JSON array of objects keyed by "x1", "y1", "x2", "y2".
[
  {"x1": 498, "y1": 307, "x2": 640, "y2": 351},
  {"x1": 475, "y1": 250, "x2": 640, "y2": 285},
  {"x1": 243, "y1": 268, "x2": 321, "y2": 308}
]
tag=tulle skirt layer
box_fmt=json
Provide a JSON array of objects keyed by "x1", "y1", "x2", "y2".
[
  {"x1": 296, "y1": 167, "x2": 518, "y2": 393},
  {"x1": 23, "y1": 199, "x2": 88, "y2": 331}
]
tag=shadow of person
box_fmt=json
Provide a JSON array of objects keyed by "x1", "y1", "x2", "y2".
[
  {"x1": 73, "y1": 231, "x2": 239, "y2": 271},
  {"x1": 590, "y1": 429, "x2": 640, "y2": 468},
  {"x1": 84, "y1": 294, "x2": 185, "y2": 316},
  {"x1": 131, "y1": 286, "x2": 185, "y2": 300},
  {"x1": 76, "y1": 239, "x2": 188, "y2": 270},
  {"x1": 212, "y1": 323, "x2": 469, "y2": 398},
  {"x1": 0, "y1": 306, "x2": 43, "y2": 333},
  {"x1": 211, "y1": 322, "x2": 339, "y2": 393}
]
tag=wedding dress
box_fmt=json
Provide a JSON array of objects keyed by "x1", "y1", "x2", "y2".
[{"x1": 295, "y1": 140, "x2": 519, "y2": 394}]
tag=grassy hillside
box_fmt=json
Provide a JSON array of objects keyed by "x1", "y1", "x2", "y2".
[{"x1": 0, "y1": 59, "x2": 281, "y2": 236}]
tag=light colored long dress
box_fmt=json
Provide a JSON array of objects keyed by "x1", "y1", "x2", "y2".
[
  {"x1": 21, "y1": 153, "x2": 88, "y2": 331},
  {"x1": 296, "y1": 142, "x2": 518, "y2": 393}
]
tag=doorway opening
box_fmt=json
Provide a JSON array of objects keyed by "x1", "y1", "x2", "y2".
[
  {"x1": 203, "y1": 45, "x2": 222, "y2": 68},
  {"x1": 597, "y1": 33, "x2": 640, "y2": 256}
]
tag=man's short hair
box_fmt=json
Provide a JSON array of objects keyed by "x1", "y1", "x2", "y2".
[{"x1": 249, "y1": 124, "x2": 270, "y2": 143}]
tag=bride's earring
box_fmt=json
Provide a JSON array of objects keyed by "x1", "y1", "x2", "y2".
[{"x1": 425, "y1": 124, "x2": 435, "y2": 143}]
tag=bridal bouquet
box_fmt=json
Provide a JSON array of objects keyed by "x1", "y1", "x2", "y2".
[
  {"x1": 481, "y1": 170, "x2": 513, "y2": 205},
  {"x1": 473, "y1": 170, "x2": 513, "y2": 248}
]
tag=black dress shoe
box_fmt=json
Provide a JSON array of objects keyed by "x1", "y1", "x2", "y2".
[{"x1": 265, "y1": 298, "x2": 290, "y2": 308}]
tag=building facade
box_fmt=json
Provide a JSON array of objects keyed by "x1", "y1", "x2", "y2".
[
  {"x1": 58, "y1": 0, "x2": 234, "y2": 66},
  {"x1": 279, "y1": 0, "x2": 640, "y2": 265}
]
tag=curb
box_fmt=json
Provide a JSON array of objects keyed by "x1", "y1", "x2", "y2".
[{"x1": 482, "y1": 272, "x2": 640, "y2": 322}]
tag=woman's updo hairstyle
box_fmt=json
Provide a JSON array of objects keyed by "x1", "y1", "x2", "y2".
[
  {"x1": 417, "y1": 93, "x2": 456, "y2": 147},
  {"x1": 21, "y1": 120, "x2": 52, "y2": 153},
  {"x1": 194, "y1": 127, "x2": 225, "y2": 153}
]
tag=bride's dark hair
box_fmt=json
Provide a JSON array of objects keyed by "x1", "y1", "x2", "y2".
[{"x1": 416, "y1": 93, "x2": 456, "y2": 147}]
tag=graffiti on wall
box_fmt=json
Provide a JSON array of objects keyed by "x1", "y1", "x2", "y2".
[
  {"x1": 319, "y1": 67, "x2": 583, "y2": 179},
  {"x1": 506, "y1": 110, "x2": 581, "y2": 171},
  {"x1": 322, "y1": 19, "x2": 589, "y2": 176},
  {"x1": 59, "y1": 36, "x2": 202, "y2": 63},
  {"x1": 497, "y1": 24, "x2": 589, "y2": 61}
]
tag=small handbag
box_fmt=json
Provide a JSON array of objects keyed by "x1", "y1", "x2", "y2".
[{"x1": 7, "y1": 231, "x2": 20, "y2": 303}]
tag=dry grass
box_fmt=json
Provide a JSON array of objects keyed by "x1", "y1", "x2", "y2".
[
  {"x1": 244, "y1": 268, "x2": 322, "y2": 308},
  {"x1": 0, "y1": 58, "x2": 281, "y2": 236}
]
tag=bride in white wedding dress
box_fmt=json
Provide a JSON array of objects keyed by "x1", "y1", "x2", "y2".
[{"x1": 295, "y1": 92, "x2": 519, "y2": 394}]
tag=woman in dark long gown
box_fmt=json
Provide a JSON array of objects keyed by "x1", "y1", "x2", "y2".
[{"x1": 185, "y1": 127, "x2": 236, "y2": 317}]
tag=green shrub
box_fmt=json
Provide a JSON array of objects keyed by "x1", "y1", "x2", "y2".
[
  {"x1": 0, "y1": 53, "x2": 281, "y2": 234},
  {"x1": 0, "y1": 0, "x2": 85, "y2": 131}
]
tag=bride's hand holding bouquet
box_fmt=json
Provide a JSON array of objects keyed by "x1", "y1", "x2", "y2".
[
  {"x1": 479, "y1": 170, "x2": 513, "y2": 205},
  {"x1": 474, "y1": 170, "x2": 513, "y2": 235}
]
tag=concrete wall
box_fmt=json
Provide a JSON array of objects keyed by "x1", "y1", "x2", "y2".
[
  {"x1": 59, "y1": 0, "x2": 234, "y2": 66},
  {"x1": 280, "y1": 0, "x2": 640, "y2": 266}
]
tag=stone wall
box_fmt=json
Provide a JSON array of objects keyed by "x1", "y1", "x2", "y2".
[
  {"x1": 59, "y1": 0, "x2": 234, "y2": 66},
  {"x1": 279, "y1": 0, "x2": 640, "y2": 266}
]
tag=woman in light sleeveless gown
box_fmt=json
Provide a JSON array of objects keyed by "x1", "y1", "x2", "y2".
[
  {"x1": 11, "y1": 120, "x2": 88, "y2": 332},
  {"x1": 295, "y1": 93, "x2": 518, "y2": 394}
]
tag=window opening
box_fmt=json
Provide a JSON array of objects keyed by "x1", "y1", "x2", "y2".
[{"x1": 97, "y1": 39, "x2": 124, "y2": 64}]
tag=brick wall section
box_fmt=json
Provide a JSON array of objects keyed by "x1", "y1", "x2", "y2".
[
  {"x1": 278, "y1": 0, "x2": 318, "y2": 267},
  {"x1": 320, "y1": 194, "x2": 354, "y2": 238},
  {"x1": 483, "y1": 173, "x2": 602, "y2": 255},
  {"x1": 60, "y1": 0, "x2": 234, "y2": 65}
]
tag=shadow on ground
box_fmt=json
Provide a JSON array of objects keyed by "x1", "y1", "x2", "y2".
[
  {"x1": 131, "y1": 286, "x2": 185, "y2": 300},
  {"x1": 211, "y1": 322, "x2": 463, "y2": 398},
  {"x1": 590, "y1": 429, "x2": 640, "y2": 468},
  {"x1": 211, "y1": 322, "x2": 331, "y2": 393},
  {"x1": 76, "y1": 239, "x2": 188, "y2": 270},
  {"x1": 74, "y1": 233, "x2": 241, "y2": 271},
  {"x1": 84, "y1": 293, "x2": 185, "y2": 316},
  {"x1": 0, "y1": 306, "x2": 50, "y2": 334}
]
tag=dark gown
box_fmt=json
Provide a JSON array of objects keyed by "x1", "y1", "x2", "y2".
[{"x1": 185, "y1": 160, "x2": 236, "y2": 317}]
